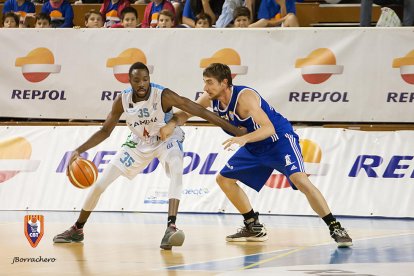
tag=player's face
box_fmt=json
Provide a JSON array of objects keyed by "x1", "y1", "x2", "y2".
[
  {"x1": 85, "y1": 14, "x2": 103, "y2": 28},
  {"x1": 203, "y1": 76, "x2": 227, "y2": 100},
  {"x1": 35, "y1": 19, "x2": 50, "y2": 28},
  {"x1": 157, "y1": 15, "x2": 173, "y2": 28},
  {"x1": 130, "y1": 69, "x2": 150, "y2": 99},
  {"x1": 234, "y1": 16, "x2": 250, "y2": 28},
  {"x1": 122, "y1": 13, "x2": 137, "y2": 28}
]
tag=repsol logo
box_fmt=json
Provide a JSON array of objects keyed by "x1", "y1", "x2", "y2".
[
  {"x1": 349, "y1": 155, "x2": 414, "y2": 178},
  {"x1": 387, "y1": 92, "x2": 414, "y2": 102},
  {"x1": 101, "y1": 91, "x2": 122, "y2": 101},
  {"x1": 11, "y1": 90, "x2": 67, "y2": 100},
  {"x1": 289, "y1": 92, "x2": 349, "y2": 102}
]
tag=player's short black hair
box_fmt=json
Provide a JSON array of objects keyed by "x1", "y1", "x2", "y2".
[
  {"x1": 203, "y1": 63, "x2": 233, "y2": 87},
  {"x1": 129, "y1": 62, "x2": 149, "y2": 76}
]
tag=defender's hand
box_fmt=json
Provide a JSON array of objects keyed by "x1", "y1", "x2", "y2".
[{"x1": 222, "y1": 136, "x2": 248, "y2": 150}]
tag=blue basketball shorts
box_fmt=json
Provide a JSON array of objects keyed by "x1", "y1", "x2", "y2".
[{"x1": 220, "y1": 131, "x2": 305, "y2": 192}]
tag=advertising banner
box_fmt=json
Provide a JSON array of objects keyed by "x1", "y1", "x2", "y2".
[
  {"x1": 1, "y1": 28, "x2": 414, "y2": 122},
  {"x1": 1, "y1": 125, "x2": 413, "y2": 217}
]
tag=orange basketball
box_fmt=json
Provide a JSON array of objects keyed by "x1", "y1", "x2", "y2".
[{"x1": 68, "y1": 158, "x2": 98, "y2": 189}]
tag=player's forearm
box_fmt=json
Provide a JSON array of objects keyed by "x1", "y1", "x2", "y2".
[{"x1": 193, "y1": 107, "x2": 244, "y2": 136}]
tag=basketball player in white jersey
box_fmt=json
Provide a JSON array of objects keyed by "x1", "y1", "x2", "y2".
[{"x1": 53, "y1": 62, "x2": 244, "y2": 250}]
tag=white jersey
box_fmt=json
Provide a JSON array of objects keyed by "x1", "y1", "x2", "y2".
[{"x1": 121, "y1": 83, "x2": 184, "y2": 152}]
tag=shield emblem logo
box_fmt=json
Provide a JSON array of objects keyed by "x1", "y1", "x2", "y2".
[{"x1": 24, "y1": 215, "x2": 44, "y2": 248}]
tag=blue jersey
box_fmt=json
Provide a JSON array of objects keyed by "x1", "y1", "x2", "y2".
[{"x1": 212, "y1": 85, "x2": 292, "y2": 154}]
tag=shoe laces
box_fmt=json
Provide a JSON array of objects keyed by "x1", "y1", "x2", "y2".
[
  {"x1": 235, "y1": 225, "x2": 250, "y2": 234},
  {"x1": 331, "y1": 227, "x2": 348, "y2": 238}
]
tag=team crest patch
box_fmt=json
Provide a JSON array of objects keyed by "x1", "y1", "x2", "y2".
[
  {"x1": 229, "y1": 111, "x2": 234, "y2": 121},
  {"x1": 24, "y1": 215, "x2": 44, "y2": 248}
]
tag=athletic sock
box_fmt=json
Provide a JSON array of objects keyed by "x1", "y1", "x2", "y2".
[
  {"x1": 242, "y1": 209, "x2": 257, "y2": 224},
  {"x1": 167, "y1": 216, "x2": 176, "y2": 227},
  {"x1": 75, "y1": 221, "x2": 85, "y2": 229}
]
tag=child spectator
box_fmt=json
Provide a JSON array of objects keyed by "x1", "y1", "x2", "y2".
[
  {"x1": 2, "y1": 12, "x2": 19, "y2": 28},
  {"x1": 84, "y1": 9, "x2": 104, "y2": 28},
  {"x1": 142, "y1": 0, "x2": 175, "y2": 28},
  {"x1": 194, "y1": 12, "x2": 212, "y2": 28},
  {"x1": 182, "y1": 0, "x2": 224, "y2": 27},
  {"x1": 100, "y1": 0, "x2": 130, "y2": 28},
  {"x1": 35, "y1": 12, "x2": 52, "y2": 28},
  {"x1": 233, "y1": 6, "x2": 250, "y2": 27},
  {"x1": 111, "y1": 6, "x2": 138, "y2": 28},
  {"x1": 157, "y1": 9, "x2": 174, "y2": 28},
  {"x1": 41, "y1": 0, "x2": 74, "y2": 28}
]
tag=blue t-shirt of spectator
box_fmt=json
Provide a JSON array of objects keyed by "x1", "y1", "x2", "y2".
[
  {"x1": 3, "y1": 0, "x2": 35, "y2": 15},
  {"x1": 258, "y1": 0, "x2": 297, "y2": 20}
]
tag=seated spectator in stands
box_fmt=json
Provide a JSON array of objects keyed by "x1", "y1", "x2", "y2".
[
  {"x1": 2, "y1": 12, "x2": 19, "y2": 28},
  {"x1": 100, "y1": 0, "x2": 130, "y2": 27},
  {"x1": 2, "y1": 0, "x2": 35, "y2": 25},
  {"x1": 35, "y1": 12, "x2": 52, "y2": 28},
  {"x1": 84, "y1": 9, "x2": 104, "y2": 28},
  {"x1": 233, "y1": 6, "x2": 250, "y2": 27},
  {"x1": 41, "y1": 0, "x2": 74, "y2": 28},
  {"x1": 141, "y1": 0, "x2": 175, "y2": 28},
  {"x1": 215, "y1": 0, "x2": 242, "y2": 28},
  {"x1": 360, "y1": 0, "x2": 413, "y2": 26},
  {"x1": 157, "y1": 9, "x2": 175, "y2": 27},
  {"x1": 111, "y1": 6, "x2": 138, "y2": 27},
  {"x1": 249, "y1": 0, "x2": 299, "y2": 27},
  {"x1": 182, "y1": 0, "x2": 224, "y2": 27},
  {"x1": 195, "y1": 12, "x2": 212, "y2": 27}
]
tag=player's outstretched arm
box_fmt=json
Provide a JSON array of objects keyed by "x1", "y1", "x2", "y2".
[{"x1": 162, "y1": 89, "x2": 245, "y2": 137}]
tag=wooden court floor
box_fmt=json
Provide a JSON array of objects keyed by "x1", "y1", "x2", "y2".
[{"x1": 1, "y1": 211, "x2": 413, "y2": 275}]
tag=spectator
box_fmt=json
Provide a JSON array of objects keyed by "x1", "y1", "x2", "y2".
[
  {"x1": 100, "y1": 0, "x2": 130, "y2": 27},
  {"x1": 2, "y1": 0, "x2": 35, "y2": 23},
  {"x1": 2, "y1": 12, "x2": 19, "y2": 28},
  {"x1": 141, "y1": 0, "x2": 175, "y2": 28},
  {"x1": 233, "y1": 6, "x2": 251, "y2": 27},
  {"x1": 250, "y1": 0, "x2": 299, "y2": 27},
  {"x1": 111, "y1": 6, "x2": 138, "y2": 28},
  {"x1": 194, "y1": 12, "x2": 212, "y2": 27},
  {"x1": 157, "y1": 8, "x2": 175, "y2": 27},
  {"x1": 182, "y1": 0, "x2": 225, "y2": 27},
  {"x1": 215, "y1": 0, "x2": 242, "y2": 28},
  {"x1": 35, "y1": 12, "x2": 52, "y2": 28},
  {"x1": 3, "y1": 0, "x2": 35, "y2": 27},
  {"x1": 41, "y1": 0, "x2": 74, "y2": 28},
  {"x1": 360, "y1": 0, "x2": 414, "y2": 26},
  {"x1": 84, "y1": 9, "x2": 104, "y2": 27}
]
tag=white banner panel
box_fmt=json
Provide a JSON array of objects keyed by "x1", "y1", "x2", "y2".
[
  {"x1": 0, "y1": 126, "x2": 413, "y2": 217},
  {"x1": 1, "y1": 28, "x2": 414, "y2": 122}
]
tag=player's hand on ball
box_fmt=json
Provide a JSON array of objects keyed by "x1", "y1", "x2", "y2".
[{"x1": 66, "y1": 150, "x2": 80, "y2": 176}]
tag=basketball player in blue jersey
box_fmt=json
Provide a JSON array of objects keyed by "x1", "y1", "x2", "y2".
[
  {"x1": 53, "y1": 62, "x2": 244, "y2": 250},
  {"x1": 163, "y1": 63, "x2": 352, "y2": 247}
]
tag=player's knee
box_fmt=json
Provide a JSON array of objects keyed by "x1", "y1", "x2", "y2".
[{"x1": 216, "y1": 174, "x2": 232, "y2": 188}]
